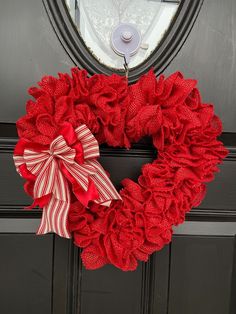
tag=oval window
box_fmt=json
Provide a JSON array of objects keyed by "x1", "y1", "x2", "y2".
[
  {"x1": 65, "y1": 0, "x2": 181, "y2": 69},
  {"x1": 43, "y1": 0, "x2": 203, "y2": 81}
]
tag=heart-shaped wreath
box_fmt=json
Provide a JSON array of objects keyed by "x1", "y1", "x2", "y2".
[{"x1": 14, "y1": 68, "x2": 228, "y2": 271}]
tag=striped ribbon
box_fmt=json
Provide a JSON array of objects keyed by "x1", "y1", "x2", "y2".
[{"x1": 14, "y1": 124, "x2": 122, "y2": 238}]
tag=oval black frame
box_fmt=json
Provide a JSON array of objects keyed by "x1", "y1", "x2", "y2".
[{"x1": 43, "y1": 0, "x2": 204, "y2": 83}]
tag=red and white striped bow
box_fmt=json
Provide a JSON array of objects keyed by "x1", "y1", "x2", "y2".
[{"x1": 14, "y1": 124, "x2": 121, "y2": 238}]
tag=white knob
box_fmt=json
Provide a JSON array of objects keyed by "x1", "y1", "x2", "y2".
[{"x1": 121, "y1": 30, "x2": 133, "y2": 42}]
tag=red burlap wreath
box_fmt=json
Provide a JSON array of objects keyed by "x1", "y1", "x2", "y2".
[{"x1": 15, "y1": 68, "x2": 228, "y2": 271}]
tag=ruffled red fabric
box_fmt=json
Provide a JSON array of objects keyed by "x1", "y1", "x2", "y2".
[{"x1": 16, "y1": 68, "x2": 228, "y2": 271}]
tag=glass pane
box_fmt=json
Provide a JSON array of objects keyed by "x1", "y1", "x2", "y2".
[{"x1": 65, "y1": 0, "x2": 181, "y2": 69}]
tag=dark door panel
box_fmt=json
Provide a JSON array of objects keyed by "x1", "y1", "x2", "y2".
[
  {"x1": 0, "y1": 234, "x2": 53, "y2": 314},
  {"x1": 0, "y1": 0, "x2": 73, "y2": 123},
  {"x1": 168, "y1": 236, "x2": 236, "y2": 314}
]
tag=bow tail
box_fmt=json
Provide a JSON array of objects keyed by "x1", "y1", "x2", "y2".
[
  {"x1": 60, "y1": 161, "x2": 99, "y2": 207},
  {"x1": 37, "y1": 195, "x2": 71, "y2": 238},
  {"x1": 87, "y1": 160, "x2": 122, "y2": 205},
  {"x1": 36, "y1": 167, "x2": 71, "y2": 239}
]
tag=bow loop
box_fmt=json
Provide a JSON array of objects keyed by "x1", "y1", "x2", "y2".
[
  {"x1": 75, "y1": 124, "x2": 100, "y2": 160},
  {"x1": 24, "y1": 150, "x2": 51, "y2": 176}
]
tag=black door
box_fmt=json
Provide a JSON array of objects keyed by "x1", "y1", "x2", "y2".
[{"x1": 0, "y1": 1, "x2": 235, "y2": 314}]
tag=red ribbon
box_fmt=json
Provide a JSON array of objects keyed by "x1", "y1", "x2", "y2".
[{"x1": 14, "y1": 123, "x2": 121, "y2": 238}]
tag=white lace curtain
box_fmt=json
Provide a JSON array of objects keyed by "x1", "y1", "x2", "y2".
[{"x1": 66, "y1": 0, "x2": 179, "y2": 69}]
